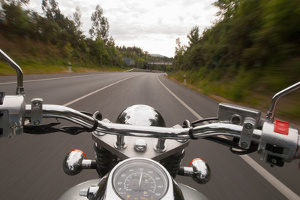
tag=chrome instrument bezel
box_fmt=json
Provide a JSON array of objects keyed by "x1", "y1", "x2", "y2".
[
  {"x1": 112, "y1": 158, "x2": 169, "y2": 200},
  {"x1": 104, "y1": 158, "x2": 174, "y2": 200}
]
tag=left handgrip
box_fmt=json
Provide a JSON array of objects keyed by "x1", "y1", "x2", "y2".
[{"x1": 0, "y1": 94, "x2": 26, "y2": 137}]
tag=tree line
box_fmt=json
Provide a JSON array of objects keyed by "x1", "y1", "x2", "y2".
[
  {"x1": 173, "y1": 0, "x2": 300, "y2": 90},
  {"x1": 0, "y1": 0, "x2": 169, "y2": 68}
]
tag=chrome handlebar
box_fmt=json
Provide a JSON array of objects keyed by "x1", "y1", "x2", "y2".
[
  {"x1": 0, "y1": 99, "x2": 299, "y2": 167},
  {"x1": 23, "y1": 104, "x2": 299, "y2": 166},
  {"x1": 24, "y1": 104, "x2": 262, "y2": 141}
]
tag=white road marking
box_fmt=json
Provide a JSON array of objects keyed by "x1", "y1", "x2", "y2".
[
  {"x1": 157, "y1": 75, "x2": 300, "y2": 200},
  {"x1": 125, "y1": 68, "x2": 134, "y2": 72},
  {"x1": 0, "y1": 74, "x2": 102, "y2": 85},
  {"x1": 63, "y1": 76, "x2": 135, "y2": 106},
  {"x1": 157, "y1": 76, "x2": 203, "y2": 120}
]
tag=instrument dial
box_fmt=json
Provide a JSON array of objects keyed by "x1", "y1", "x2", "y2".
[{"x1": 112, "y1": 159, "x2": 168, "y2": 200}]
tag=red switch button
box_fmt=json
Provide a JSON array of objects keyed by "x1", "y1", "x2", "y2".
[{"x1": 274, "y1": 120, "x2": 289, "y2": 135}]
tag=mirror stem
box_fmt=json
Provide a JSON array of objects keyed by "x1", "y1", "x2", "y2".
[
  {"x1": 266, "y1": 81, "x2": 300, "y2": 121},
  {"x1": 0, "y1": 49, "x2": 24, "y2": 95}
]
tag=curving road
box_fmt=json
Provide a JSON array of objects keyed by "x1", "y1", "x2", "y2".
[{"x1": 0, "y1": 72, "x2": 299, "y2": 200}]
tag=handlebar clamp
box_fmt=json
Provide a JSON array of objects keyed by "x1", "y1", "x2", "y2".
[
  {"x1": 30, "y1": 98, "x2": 43, "y2": 126},
  {"x1": 218, "y1": 103, "x2": 261, "y2": 149}
]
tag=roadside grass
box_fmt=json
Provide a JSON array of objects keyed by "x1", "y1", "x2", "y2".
[
  {"x1": 0, "y1": 34, "x2": 127, "y2": 75},
  {"x1": 0, "y1": 61, "x2": 127, "y2": 75},
  {"x1": 168, "y1": 69, "x2": 300, "y2": 124}
]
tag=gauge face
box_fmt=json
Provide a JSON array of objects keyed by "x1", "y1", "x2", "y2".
[{"x1": 112, "y1": 159, "x2": 168, "y2": 200}]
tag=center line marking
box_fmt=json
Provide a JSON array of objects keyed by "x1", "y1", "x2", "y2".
[
  {"x1": 157, "y1": 74, "x2": 299, "y2": 200},
  {"x1": 63, "y1": 76, "x2": 136, "y2": 106}
]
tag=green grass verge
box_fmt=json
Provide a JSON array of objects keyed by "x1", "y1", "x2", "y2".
[
  {"x1": 0, "y1": 60, "x2": 127, "y2": 75},
  {"x1": 0, "y1": 33, "x2": 127, "y2": 75}
]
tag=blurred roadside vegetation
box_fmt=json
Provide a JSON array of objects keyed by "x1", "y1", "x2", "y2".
[
  {"x1": 171, "y1": 0, "x2": 300, "y2": 122},
  {"x1": 0, "y1": 0, "x2": 170, "y2": 74}
]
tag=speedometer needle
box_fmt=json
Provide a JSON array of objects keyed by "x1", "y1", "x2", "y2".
[{"x1": 138, "y1": 172, "x2": 143, "y2": 189}]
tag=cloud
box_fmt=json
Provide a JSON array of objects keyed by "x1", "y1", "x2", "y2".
[{"x1": 26, "y1": 0, "x2": 218, "y2": 57}]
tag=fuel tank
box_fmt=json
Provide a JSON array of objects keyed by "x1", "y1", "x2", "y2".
[{"x1": 57, "y1": 179, "x2": 208, "y2": 200}]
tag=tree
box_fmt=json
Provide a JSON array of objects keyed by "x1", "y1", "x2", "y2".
[
  {"x1": 174, "y1": 38, "x2": 186, "y2": 69},
  {"x1": 107, "y1": 36, "x2": 115, "y2": 46},
  {"x1": 0, "y1": 0, "x2": 30, "y2": 5},
  {"x1": 1, "y1": 1, "x2": 30, "y2": 35},
  {"x1": 73, "y1": 6, "x2": 81, "y2": 31},
  {"x1": 89, "y1": 5, "x2": 109, "y2": 41},
  {"x1": 187, "y1": 26, "x2": 200, "y2": 47},
  {"x1": 175, "y1": 38, "x2": 181, "y2": 54},
  {"x1": 213, "y1": 0, "x2": 239, "y2": 19},
  {"x1": 42, "y1": 0, "x2": 60, "y2": 21}
]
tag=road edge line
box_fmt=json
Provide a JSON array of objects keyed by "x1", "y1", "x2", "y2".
[{"x1": 0, "y1": 74, "x2": 103, "y2": 85}]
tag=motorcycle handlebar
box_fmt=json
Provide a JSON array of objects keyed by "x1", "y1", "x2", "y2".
[
  {"x1": 24, "y1": 104, "x2": 300, "y2": 165},
  {"x1": 25, "y1": 104, "x2": 263, "y2": 141}
]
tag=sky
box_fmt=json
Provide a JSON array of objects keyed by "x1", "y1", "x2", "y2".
[{"x1": 26, "y1": 0, "x2": 219, "y2": 57}]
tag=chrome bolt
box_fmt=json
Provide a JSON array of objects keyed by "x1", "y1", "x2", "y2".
[
  {"x1": 245, "y1": 123, "x2": 253, "y2": 130},
  {"x1": 271, "y1": 159, "x2": 277, "y2": 164},
  {"x1": 134, "y1": 139, "x2": 147, "y2": 152},
  {"x1": 241, "y1": 142, "x2": 248, "y2": 149},
  {"x1": 79, "y1": 186, "x2": 99, "y2": 200}
]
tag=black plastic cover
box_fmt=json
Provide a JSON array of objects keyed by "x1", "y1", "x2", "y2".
[
  {"x1": 266, "y1": 143, "x2": 284, "y2": 154},
  {"x1": 267, "y1": 155, "x2": 284, "y2": 167}
]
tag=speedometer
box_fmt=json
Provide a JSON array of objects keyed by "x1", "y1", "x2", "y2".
[{"x1": 112, "y1": 159, "x2": 169, "y2": 200}]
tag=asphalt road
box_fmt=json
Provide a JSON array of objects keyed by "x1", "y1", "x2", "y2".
[{"x1": 0, "y1": 72, "x2": 299, "y2": 200}]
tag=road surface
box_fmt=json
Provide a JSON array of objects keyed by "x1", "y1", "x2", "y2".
[{"x1": 0, "y1": 72, "x2": 299, "y2": 200}]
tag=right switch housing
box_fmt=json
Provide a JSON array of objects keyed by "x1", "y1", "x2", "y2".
[{"x1": 259, "y1": 121, "x2": 298, "y2": 167}]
